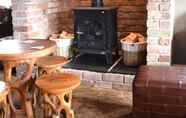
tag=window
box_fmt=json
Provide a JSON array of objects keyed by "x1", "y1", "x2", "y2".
[{"x1": 0, "y1": 0, "x2": 11, "y2": 8}]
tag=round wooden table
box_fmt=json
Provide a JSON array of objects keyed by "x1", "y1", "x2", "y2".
[{"x1": 0, "y1": 39, "x2": 56, "y2": 118}]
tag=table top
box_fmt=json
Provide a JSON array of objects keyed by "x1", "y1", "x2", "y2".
[{"x1": 0, "y1": 39, "x2": 56, "y2": 60}]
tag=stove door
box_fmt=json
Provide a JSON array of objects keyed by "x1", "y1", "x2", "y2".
[{"x1": 76, "y1": 19, "x2": 106, "y2": 50}]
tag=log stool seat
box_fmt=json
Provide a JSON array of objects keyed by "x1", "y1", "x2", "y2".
[
  {"x1": 0, "y1": 81, "x2": 9, "y2": 118},
  {"x1": 36, "y1": 74, "x2": 80, "y2": 94},
  {"x1": 33, "y1": 56, "x2": 68, "y2": 110},
  {"x1": 35, "y1": 73, "x2": 80, "y2": 118},
  {"x1": 36, "y1": 56, "x2": 67, "y2": 75},
  {"x1": 36, "y1": 56, "x2": 67, "y2": 69},
  {"x1": 133, "y1": 65, "x2": 186, "y2": 118}
]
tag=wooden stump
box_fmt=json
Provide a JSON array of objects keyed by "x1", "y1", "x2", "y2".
[
  {"x1": 0, "y1": 85, "x2": 9, "y2": 118},
  {"x1": 36, "y1": 73, "x2": 80, "y2": 118}
]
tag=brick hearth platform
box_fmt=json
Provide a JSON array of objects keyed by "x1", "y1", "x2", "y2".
[
  {"x1": 63, "y1": 68, "x2": 135, "y2": 91},
  {"x1": 133, "y1": 65, "x2": 186, "y2": 117},
  {"x1": 16, "y1": 58, "x2": 135, "y2": 91}
]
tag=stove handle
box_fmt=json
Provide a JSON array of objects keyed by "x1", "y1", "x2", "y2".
[{"x1": 76, "y1": 31, "x2": 84, "y2": 35}]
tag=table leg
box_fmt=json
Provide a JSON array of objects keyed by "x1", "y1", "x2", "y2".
[
  {"x1": 58, "y1": 92, "x2": 74, "y2": 118},
  {"x1": 42, "y1": 91, "x2": 74, "y2": 118},
  {"x1": 0, "y1": 96, "x2": 9, "y2": 118},
  {"x1": 3, "y1": 59, "x2": 36, "y2": 118}
]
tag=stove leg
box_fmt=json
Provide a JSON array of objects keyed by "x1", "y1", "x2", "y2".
[
  {"x1": 72, "y1": 51, "x2": 79, "y2": 64},
  {"x1": 106, "y1": 54, "x2": 112, "y2": 65}
]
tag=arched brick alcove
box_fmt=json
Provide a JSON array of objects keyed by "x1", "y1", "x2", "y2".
[{"x1": 11, "y1": 0, "x2": 174, "y2": 65}]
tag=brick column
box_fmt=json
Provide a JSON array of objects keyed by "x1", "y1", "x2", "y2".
[
  {"x1": 11, "y1": 0, "x2": 49, "y2": 39},
  {"x1": 11, "y1": 0, "x2": 77, "y2": 40},
  {"x1": 47, "y1": 0, "x2": 76, "y2": 34},
  {"x1": 146, "y1": 0, "x2": 174, "y2": 65}
]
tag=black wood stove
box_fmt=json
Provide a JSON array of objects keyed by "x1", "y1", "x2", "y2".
[
  {"x1": 73, "y1": 0, "x2": 118, "y2": 65},
  {"x1": 0, "y1": 7, "x2": 13, "y2": 38}
]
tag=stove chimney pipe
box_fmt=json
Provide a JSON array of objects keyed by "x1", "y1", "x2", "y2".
[{"x1": 91, "y1": 0, "x2": 104, "y2": 7}]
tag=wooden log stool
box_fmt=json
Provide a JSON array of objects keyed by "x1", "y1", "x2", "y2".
[
  {"x1": 36, "y1": 56, "x2": 68, "y2": 75},
  {"x1": 0, "y1": 81, "x2": 9, "y2": 118},
  {"x1": 35, "y1": 73, "x2": 80, "y2": 118},
  {"x1": 33, "y1": 56, "x2": 68, "y2": 108}
]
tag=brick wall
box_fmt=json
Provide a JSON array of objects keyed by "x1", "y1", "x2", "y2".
[
  {"x1": 11, "y1": 0, "x2": 147, "y2": 38},
  {"x1": 12, "y1": 0, "x2": 49, "y2": 39},
  {"x1": 53, "y1": 0, "x2": 148, "y2": 36},
  {"x1": 47, "y1": 0, "x2": 74, "y2": 35}
]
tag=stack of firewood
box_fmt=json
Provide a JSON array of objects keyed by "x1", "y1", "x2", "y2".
[
  {"x1": 120, "y1": 32, "x2": 145, "y2": 43},
  {"x1": 49, "y1": 31, "x2": 74, "y2": 40},
  {"x1": 48, "y1": 31, "x2": 74, "y2": 58}
]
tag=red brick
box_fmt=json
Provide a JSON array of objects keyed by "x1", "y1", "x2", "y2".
[
  {"x1": 14, "y1": 26, "x2": 32, "y2": 32},
  {"x1": 159, "y1": 38, "x2": 170, "y2": 46},
  {"x1": 159, "y1": 55, "x2": 170, "y2": 62},
  {"x1": 149, "y1": 95, "x2": 182, "y2": 105}
]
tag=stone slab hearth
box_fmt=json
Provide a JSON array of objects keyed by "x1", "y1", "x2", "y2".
[
  {"x1": 64, "y1": 54, "x2": 138, "y2": 75},
  {"x1": 63, "y1": 54, "x2": 136, "y2": 91}
]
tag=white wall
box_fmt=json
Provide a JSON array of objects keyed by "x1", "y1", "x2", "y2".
[
  {"x1": 0, "y1": 0, "x2": 11, "y2": 8},
  {"x1": 173, "y1": 0, "x2": 186, "y2": 64},
  {"x1": 174, "y1": 0, "x2": 186, "y2": 34}
]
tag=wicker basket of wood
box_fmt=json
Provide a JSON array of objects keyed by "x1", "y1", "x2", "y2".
[
  {"x1": 120, "y1": 32, "x2": 147, "y2": 66},
  {"x1": 49, "y1": 31, "x2": 74, "y2": 58}
]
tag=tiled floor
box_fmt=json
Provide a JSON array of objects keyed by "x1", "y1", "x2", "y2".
[
  {"x1": 72, "y1": 86, "x2": 132, "y2": 118},
  {"x1": 34, "y1": 86, "x2": 133, "y2": 118},
  {"x1": 9, "y1": 86, "x2": 133, "y2": 118}
]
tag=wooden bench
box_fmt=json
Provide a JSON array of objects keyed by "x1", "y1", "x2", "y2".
[{"x1": 133, "y1": 65, "x2": 186, "y2": 118}]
